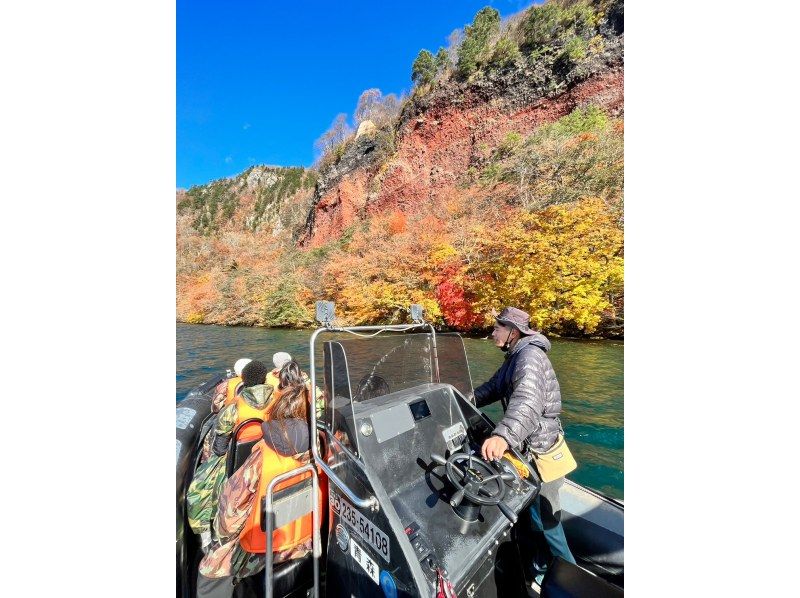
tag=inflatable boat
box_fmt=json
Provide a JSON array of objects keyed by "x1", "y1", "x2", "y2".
[{"x1": 176, "y1": 303, "x2": 624, "y2": 597}]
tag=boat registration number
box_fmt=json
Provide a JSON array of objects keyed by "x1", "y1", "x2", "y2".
[{"x1": 330, "y1": 490, "x2": 390, "y2": 562}]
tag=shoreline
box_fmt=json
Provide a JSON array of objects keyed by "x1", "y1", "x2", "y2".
[{"x1": 175, "y1": 319, "x2": 624, "y2": 342}]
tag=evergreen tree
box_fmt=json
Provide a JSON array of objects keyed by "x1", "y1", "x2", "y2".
[
  {"x1": 434, "y1": 47, "x2": 451, "y2": 73},
  {"x1": 456, "y1": 7, "x2": 500, "y2": 79},
  {"x1": 411, "y1": 49, "x2": 436, "y2": 85}
]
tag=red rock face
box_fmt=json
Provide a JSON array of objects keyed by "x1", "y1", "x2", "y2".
[
  {"x1": 306, "y1": 171, "x2": 371, "y2": 246},
  {"x1": 304, "y1": 68, "x2": 623, "y2": 248}
]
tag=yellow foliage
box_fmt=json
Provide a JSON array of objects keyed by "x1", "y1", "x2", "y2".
[
  {"x1": 431, "y1": 243, "x2": 458, "y2": 264},
  {"x1": 466, "y1": 198, "x2": 623, "y2": 335},
  {"x1": 337, "y1": 282, "x2": 436, "y2": 325},
  {"x1": 178, "y1": 136, "x2": 623, "y2": 335}
]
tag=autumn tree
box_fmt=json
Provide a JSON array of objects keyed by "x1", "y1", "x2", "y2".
[
  {"x1": 435, "y1": 265, "x2": 485, "y2": 330},
  {"x1": 313, "y1": 113, "x2": 353, "y2": 162},
  {"x1": 354, "y1": 89, "x2": 381, "y2": 126},
  {"x1": 466, "y1": 198, "x2": 623, "y2": 335},
  {"x1": 446, "y1": 29, "x2": 464, "y2": 65},
  {"x1": 354, "y1": 88, "x2": 402, "y2": 127},
  {"x1": 318, "y1": 211, "x2": 446, "y2": 325}
]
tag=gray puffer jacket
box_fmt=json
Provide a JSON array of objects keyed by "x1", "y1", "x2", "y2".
[{"x1": 474, "y1": 333, "x2": 563, "y2": 454}]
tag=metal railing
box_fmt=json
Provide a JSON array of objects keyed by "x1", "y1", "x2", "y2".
[{"x1": 264, "y1": 463, "x2": 321, "y2": 598}]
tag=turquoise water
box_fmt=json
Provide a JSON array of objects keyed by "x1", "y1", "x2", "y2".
[{"x1": 177, "y1": 324, "x2": 623, "y2": 499}]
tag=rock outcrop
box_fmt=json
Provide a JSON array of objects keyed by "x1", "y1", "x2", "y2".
[{"x1": 300, "y1": 5, "x2": 623, "y2": 247}]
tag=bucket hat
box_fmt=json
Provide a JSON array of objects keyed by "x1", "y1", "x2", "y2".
[{"x1": 495, "y1": 307, "x2": 537, "y2": 335}]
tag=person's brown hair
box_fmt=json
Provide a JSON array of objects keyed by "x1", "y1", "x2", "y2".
[{"x1": 271, "y1": 360, "x2": 309, "y2": 422}]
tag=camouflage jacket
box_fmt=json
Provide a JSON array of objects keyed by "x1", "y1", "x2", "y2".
[
  {"x1": 208, "y1": 384, "x2": 274, "y2": 456},
  {"x1": 199, "y1": 438, "x2": 312, "y2": 580},
  {"x1": 191, "y1": 385, "x2": 274, "y2": 535},
  {"x1": 187, "y1": 453, "x2": 226, "y2": 536}
]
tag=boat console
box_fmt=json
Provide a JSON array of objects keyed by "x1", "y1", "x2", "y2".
[
  {"x1": 320, "y1": 332, "x2": 540, "y2": 597},
  {"x1": 352, "y1": 384, "x2": 533, "y2": 570}
]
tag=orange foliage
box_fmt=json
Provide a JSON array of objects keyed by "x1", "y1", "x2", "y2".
[
  {"x1": 387, "y1": 211, "x2": 407, "y2": 234},
  {"x1": 176, "y1": 272, "x2": 222, "y2": 322}
]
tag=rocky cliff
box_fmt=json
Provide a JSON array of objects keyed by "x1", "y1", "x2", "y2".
[
  {"x1": 301, "y1": 0, "x2": 623, "y2": 246},
  {"x1": 177, "y1": 0, "x2": 625, "y2": 336}
]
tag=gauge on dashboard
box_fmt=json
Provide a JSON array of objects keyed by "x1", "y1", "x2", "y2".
[{"x1": 441, "y1": 422, "x2": 467, "y2": 452}]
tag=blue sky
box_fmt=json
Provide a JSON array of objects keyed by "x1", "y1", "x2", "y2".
[{"x1": 177, "y1": 0, "x2": 537, "y2": 189}]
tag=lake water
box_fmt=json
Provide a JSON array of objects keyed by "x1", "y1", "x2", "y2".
[{"x1": 177, "y1": 323, "x2": 623, "y2": 499}]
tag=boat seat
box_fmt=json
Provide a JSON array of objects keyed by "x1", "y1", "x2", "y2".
[
  {"x1": 226, "y1": 418, "x2": 264, "y2": 477},
  {"x1": 229, "y1": 421, "x2": 327, "y2": 479},
  {"x1": 272, "y1": 553, "x2": 314, "y2": 597},
  {"x1": 562, "y1": 504, "x2": 624, "y2": 586},
  {"x1": 540, "y1": 557, "x2": 623, "y2": 598},
  {"x1": 266, "y1": 459, "x2": 327, "y2": 597},
  {"x1": 231, "y1": 433, "x2": 328, "y2": 598}
]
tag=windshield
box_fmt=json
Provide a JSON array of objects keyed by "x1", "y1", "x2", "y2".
[
  {"x1": 321, "y1": 331, "x2": 473, "y2": 454},
  {"x1": 324, "y1": 332, "x2": 472, "y2": 401}
]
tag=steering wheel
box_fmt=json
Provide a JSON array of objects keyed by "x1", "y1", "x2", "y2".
[
  {"x1": 430, "y1": 450, "x2": 519, "y2": 522},
  {"x1": 445, "y1": 452, "x2": 507, "y2": 506}
]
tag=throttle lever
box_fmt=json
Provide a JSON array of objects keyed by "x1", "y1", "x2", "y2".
[
  {"x1": 430, "y1": 453, "x2": 448, "y2": 466},
  {"x1": 497, "y1": 501, "x2": 517, "y2": 524},
  {"x1": 450, "y1": 488, "x2": 466, "y2": 507}
]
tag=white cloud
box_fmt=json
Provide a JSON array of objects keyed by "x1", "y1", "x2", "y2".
[
  {"x1": 243, "y1": 123, "x2": 251, "y2": 130},
  {"x1": 224, "y1": 156, "x2": 233, "y2": 164}
]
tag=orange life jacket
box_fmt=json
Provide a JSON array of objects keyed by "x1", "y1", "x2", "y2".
[
  {"x1": 222, "y1": 377, "x2": 244, "y2": 408},
  {"x1": 234, "y1": 394, "x2": 272, "y2": 442},
  {"x1": 239, "y1": 440, "x2": 327, "y2": 554}
]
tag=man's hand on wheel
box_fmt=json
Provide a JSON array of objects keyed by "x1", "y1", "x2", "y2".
[{"x1": 481, "y1": 435, "x2": 509, "y2": 461}]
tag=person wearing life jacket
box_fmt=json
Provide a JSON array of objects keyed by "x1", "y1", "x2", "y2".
[
  {"x1": 195, "y1": 357, "x2": 326, "y2": 598},
  {"x1": 200, "y1": 357, "x2": 253, "y2": 464},
  {"x1": 265, "y1": 351, "x2": 292, "y2": 390},
  {"x1": 211, "y1": 358, "x2": 251, "y2": 413},
  {"x1": 212, "y1": 359, "x2": 274, "y2": 453},
  {"x1": 267, "y1": 356, "x2": 326, "y2": 421},
  {"x1": 188, "y1": 359, "x2": 273, "y2": 551}
]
